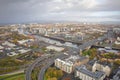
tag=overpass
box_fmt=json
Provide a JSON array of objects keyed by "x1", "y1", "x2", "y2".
[
  {"x1": 38, "y1": 54, "x2": 68, "y2": 80},
  {"x1": 79, "y1": 35, "x2": 106, "y2": 51},
  {"x1": 25, "y1": 55, "x2": 53, "y2": 80},
  {"x1": 25, "y1": 34, "x2": 107, "y2": 80},
  {"x1": 37, "y1": 36, "x2": 107, "y2": 80}
]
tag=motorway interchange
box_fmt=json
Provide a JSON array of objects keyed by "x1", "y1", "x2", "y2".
[{"x1": 25, "y1": 34, "x2": 106, "y2": 80}]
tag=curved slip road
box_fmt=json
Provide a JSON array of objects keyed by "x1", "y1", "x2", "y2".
[
  {"x1": 38, "y1": 36, "x2": 107, "y2": 80},
  {"x1": 38, "y1": 54, "x2": 68, "y2": 80},
  {"x1": 25, "y1": 55, "x2": 51, "y2": 80}
]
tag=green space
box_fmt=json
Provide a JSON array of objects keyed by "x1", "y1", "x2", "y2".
[
  {"x1": 101, "y1": 52, "x2": 118, "y2": 59},
  {"x1": 0, "y1": 73, "x2": 25, "y2": 80},
  {"x1": 101, "y1": 53, "x2": 120, "y2": 69},
  {"x1": 82, "y1": 48, "x2": 120, "y2": 70},
  {"x1": 0, "y1": 57, "x2": 26, "y2": 74},
  {"x1": 44, "y1": 67, "x2": 63, "y2": 80},
  {"x1": 82, "y1": 48, "x2": 97, "y2": 60},
  {"x1": 0, "y1": 57, "x2": 25, "y2": 67},
  {"x1": 10, "y1": 32, "x2": 31, "y2": 40},
  {"x1": 113, "y1": 44, "x2": 120, "y2": 48}
]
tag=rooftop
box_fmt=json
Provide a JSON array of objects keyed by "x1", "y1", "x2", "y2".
[
  {"x1": 66, "y1": 55, "x2": 86, "y2": 63},
  {"x1": 96, "y1": 61, "x2": 112, "y2": 68},
  {"x1": 2, "y1": 41, "x2": 16, "y2": 47},
  {"x1": 56, "y1": 55, "x2": 87, "y2": 65},
  {"x1": 98, "y1": 48, "x2": 118, "y2": 53},
  {"x1": 76, "y1": 65, "x2": 105, "y2": 79},
  {"x1": 46, "y1": 45, "x2": 64, "y2": 52},
  {"x1": 87, "y1": 60, "x2": 96, "y2": 66},
  {"x1": 0, "y1": 45, "x2": 4, "y2": 49}
]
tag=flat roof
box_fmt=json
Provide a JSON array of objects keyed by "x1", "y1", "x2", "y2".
[
  {"x1": 76, "y1": 65, "x2": 105, "y2": 79},
  {"x1": 56, "y1": 55, "x2": 87, "y2": 65},
  {"x1": 46, "y1": 45, "x2": 64, "y2": 52},
  {"x1": 0, "y1": 45, "x2": 4, "y2": 49}
]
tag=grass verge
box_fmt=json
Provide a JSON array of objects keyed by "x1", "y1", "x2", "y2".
[{"x1": 0, "y1": 73, "x2": 25, "y2": 80}]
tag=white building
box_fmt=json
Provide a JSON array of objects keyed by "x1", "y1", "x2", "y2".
[
  {"x1": 98, "y1": 48, "x2": 118, "y2": 54},
  {"x1": 92, "y1": 61, "x2": 111, "y2": 76},
  {"x1": 2, "y1": 41, "x2": 16, "y2": 47},
  {"x1": 113, "y1": 69, "x2": 120, "y2": 80},
  {"x1": 7, "y1": 52, "x2": 17, "y2": 56},
  {"x1": 18, "y1": 39, "x2": 34, "y2": 44},
  {"x1": 75, "y1": 65, "x2": 106, "y2": 80},
  {"x1": 46, "y1": 45, "x2": 64, "y2": 52},
  {"x1": 55, "y1": 55, "x2": 89, "y2": 73},
  {"x1": 18, "y1": 49, "x2": 31, "y2": 54},
  {"x1": 115, "y1": 37, "x2": 120, "y2": 45},
  {"x1": 0, "y1": 45, "x2": 4, "y2": 50}
]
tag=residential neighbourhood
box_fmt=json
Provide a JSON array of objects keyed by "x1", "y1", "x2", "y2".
[{"x1": 0, "y1": 23, "x2": 120, "y2": 80}]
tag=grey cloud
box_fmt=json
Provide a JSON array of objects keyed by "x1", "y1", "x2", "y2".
[{"x1": 0, "y1": 0, "x2": 120, "y2": 24}]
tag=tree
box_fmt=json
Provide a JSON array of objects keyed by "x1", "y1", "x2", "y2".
[
  {"x1": 47, "y1": 77, "x2": 57, "y2": 80},
  {"x1": 89, "y1": 48, "x2": 97, "y2": 60},
  {"x1": 45, "y1": 67, "x2": 63, "y2": 80},
  {"x1": 82, "y1": 48, "x2": 97, "y2": 60},
  {"x1": 114, "y1": 60, "x2": 120, "y2": 65},
  {"x1": 57, "y1": 70, "x2": 63, "y2": 78}
]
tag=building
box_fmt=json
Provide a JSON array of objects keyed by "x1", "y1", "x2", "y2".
[
  {"x1": 2, "y1": 41, "x2": 16, "y2": 48},
  {"x1": 18, "y1": 49, "x2": 31, "y2": 54},
  {"x1": 115, "y1": 37, "x2": 120, "y2": 45},
  {"x1": 17, "y1": 39, "x2": 34, "y2": 45},
  {"x1": 0, "y1": 45, "x2": 4, "y2": 50},
  {"x1": 98, "y1": 48, "x2": 118, "y2": 54},
  {"x1": 86, "y1": 60, "x2": 96, "y2": 71},
  {"x1": 7, "y1": 52, "x2": 17, "y2": 56},
  {"x1": 46, "y1": 45, "x2": 64, "y2": 52},
  {"x1": 55, "y1": 55, "x2": 89, "y2": 73},
  {"x1": 75, "y1": 65, "x2": 106, "y2": 80},
  {"x1": 92, "y1": 61, "x2": 112, "y2": 76}
]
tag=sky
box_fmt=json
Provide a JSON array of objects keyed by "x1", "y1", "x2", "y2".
[{"x1": 0, "y1": 0, "x2": 120, "y2": 24}]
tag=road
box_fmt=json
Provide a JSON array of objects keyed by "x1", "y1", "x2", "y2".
[
  {"x1": 37, "y1": 36, "x2": 107, "y2": 80},
  {"x1": 38, "y1": 54, "x2": 68, "y2": 80},
  {"x1": 79, "y1": 36, "x2": 106, "y2": 51},
  {"x1": 25, "y1": 34, "x2": 107, "y2": 80},
  {"x1": 25, "y1": 55, "x2": 52, "y2": 80}
]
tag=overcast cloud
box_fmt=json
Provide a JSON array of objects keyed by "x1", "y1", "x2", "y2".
[{"x1": 0, "y1": 0, "x2": 120, "y2": 24}]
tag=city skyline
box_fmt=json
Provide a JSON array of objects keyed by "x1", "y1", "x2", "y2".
[{"x1": 0, "y1": 0, "x2": 120, "y2": 24}]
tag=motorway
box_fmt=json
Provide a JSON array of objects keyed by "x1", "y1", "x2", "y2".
[
  {"x1": 38, "y1": 54, "x2": 68, "y2": 80},
  {"x1": 25, "y1": 54, "x2": 53, "y2": 80},
  {"x1": 79, "y1": 36, "x2": 106, "y2": 51},
  {"x1": 37, "y1": 35, "x2": 107, "y2": 80},
  {"x1": 25, "y1": 34, "x2": 107, "y2": 80}
]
